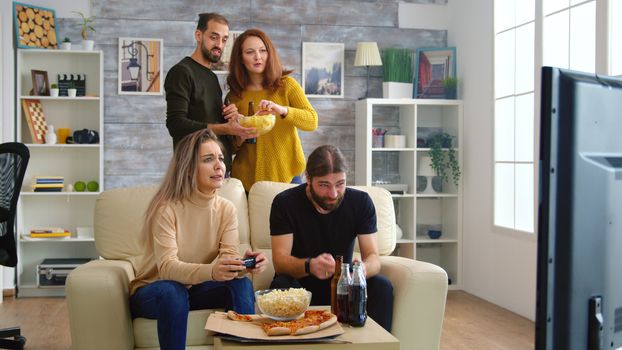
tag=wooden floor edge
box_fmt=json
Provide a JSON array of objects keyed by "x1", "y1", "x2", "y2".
[{"x1": 3, "y1": 288, "x2": 16, "y2": 297}]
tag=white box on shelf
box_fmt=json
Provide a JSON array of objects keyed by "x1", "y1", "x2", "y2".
[
  {"x1": 384, "y1": 135, "x2": 406, "y2": 148},
  {"x1": 382, "y1": 82, "x2": 413, "y2": 99}
]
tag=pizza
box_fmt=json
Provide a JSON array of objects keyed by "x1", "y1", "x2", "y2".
[{"x1": 227, "y1": 309, "x2": 337, "y2": 336}]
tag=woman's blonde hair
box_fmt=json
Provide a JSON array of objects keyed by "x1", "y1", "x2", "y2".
[
  {"x1": 226, "y1": 28, "x2": 293, "y2": 98},
  {"x1": 143, "y1": 129, "x2": 222, "y2": 231}
]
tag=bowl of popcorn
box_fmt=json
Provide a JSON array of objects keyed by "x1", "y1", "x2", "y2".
[
  {"x1": 238, "y1": 114, "x2": 276, "y2": 136},
  {"x1": 255, "y1": 288, "x2": 312, "y2": 321}
]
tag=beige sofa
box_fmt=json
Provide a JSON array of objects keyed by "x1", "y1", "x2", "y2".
[{"x1": 66, "y1": 179, "x2": 448, "y2": 350}]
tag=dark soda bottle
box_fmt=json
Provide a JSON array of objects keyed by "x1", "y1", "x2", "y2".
[
  {"x1": 330, "y1": 255, "x2": 343, "y2": 316},
  {"x1": 335, "y1": 262, "x2": 351, "y2": 323},
  {"x1": 245, "y1": 101, "x2": 256, "y2": 144},
  {"x1": 349, "y1": 261, "x2": 367, "y2": 327}
]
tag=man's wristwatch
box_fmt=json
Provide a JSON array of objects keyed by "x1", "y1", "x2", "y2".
[{"x1": 304, "y1": 258, "x2": 311, "y2": 274}]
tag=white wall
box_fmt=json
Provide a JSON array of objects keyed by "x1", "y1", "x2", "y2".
[{"x1": 400, "y1": 1, "x2": 538, "y2": 320}]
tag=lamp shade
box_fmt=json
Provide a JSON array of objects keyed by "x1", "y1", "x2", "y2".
[
  {"x1": 354, "y1": 42, "x2": 382, "y2": 67},
  {"x1": 418, "y1": 155, "x2": 436, "y2": 176}
]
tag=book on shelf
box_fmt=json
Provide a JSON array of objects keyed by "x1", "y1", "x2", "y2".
[
  {"x1": 33, "y1": 186, "x2": 64, "y2": 192},
  {"x1": 28, "y1": 228, "x2": 71, "y2": 238}
]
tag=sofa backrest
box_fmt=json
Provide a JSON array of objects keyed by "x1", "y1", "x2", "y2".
[
  {"x1": 247, "y1": 181, "x2": 396, "y2": 290},
  {"x1": 93, "y1": 178, "x2": 250, "y2": 271}
]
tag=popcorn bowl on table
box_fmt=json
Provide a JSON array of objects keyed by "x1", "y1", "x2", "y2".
[
  {"x1": 238, "y1": 114, "x2": 276, "y2": 136},
  {"x1": 255, "y1": 288, "x2": 312, "y2": 321}
]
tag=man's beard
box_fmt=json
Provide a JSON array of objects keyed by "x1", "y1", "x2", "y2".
[
  {"x1": 201, "y1": 43, "x2": 221, "y2": 63},
  {"x1": 309, "y1": 185, "x2": 344, "y2": 212}
]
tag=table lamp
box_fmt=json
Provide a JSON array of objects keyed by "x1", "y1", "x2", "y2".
[
  {"x1": 418, "y1": 155, "x2": 437, "y2": 193},
  {"x1": 354, "y1": 42, "x2": 382, "y2": 99}
]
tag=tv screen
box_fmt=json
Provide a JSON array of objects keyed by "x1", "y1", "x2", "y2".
[{"x1": 536, "y1": 67, "x2": 622, "y2": 350}]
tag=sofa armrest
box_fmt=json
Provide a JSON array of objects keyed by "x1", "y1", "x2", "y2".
[
  {"x1": 379, "y1": 256, "x2": 448, "y2": 350},
  {"x1": 66, "y1": 259, "x2": 135, "y2": 350}
]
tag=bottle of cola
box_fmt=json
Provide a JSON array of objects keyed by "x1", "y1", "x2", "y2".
[
  {"x1": 245, "y1": 101, "x2": 256, "y2": 144},
  {"x1": 330, "y1": 255, "x2": 343, "y2": 316},
  {"x1": 349, "y1": 261, "x2": 367, "y2": 327},
  {"x1": 335, "y1": 262, "x2": 351, "y2": 323}
]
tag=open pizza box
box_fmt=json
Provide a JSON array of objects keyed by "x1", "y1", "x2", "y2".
[{"x1": 205, "y1": 312, "x2": 345, "y2": 341}]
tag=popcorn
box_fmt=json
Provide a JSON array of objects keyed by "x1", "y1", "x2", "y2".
[{"x1": 255, "y1": 288, "x2": 311, "y2": 318}]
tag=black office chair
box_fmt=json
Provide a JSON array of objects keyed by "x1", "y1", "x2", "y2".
[{"x1": 0, "y1": 142, "x2": 30, "y2": 350}]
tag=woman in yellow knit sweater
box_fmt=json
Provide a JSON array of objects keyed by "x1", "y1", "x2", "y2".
[{"x1": 226, "y1": 28, "x2": 318, "y2": 191}]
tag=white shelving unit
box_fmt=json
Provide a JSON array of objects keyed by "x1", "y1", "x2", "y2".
[
  {"x1": 355, "y1": 98, "x2": 463, "y2": 289},
  {"x1": 15, "y1": 49, "x2": 103, "y2": 297}
]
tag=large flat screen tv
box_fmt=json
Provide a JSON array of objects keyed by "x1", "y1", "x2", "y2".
[{"x1": 536, "y1": 66, "x2": 622, "y2": 349}]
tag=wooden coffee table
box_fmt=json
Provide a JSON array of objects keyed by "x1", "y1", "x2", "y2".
[{"x1": 213, "y1": 316, "x2": 399, "y2": 350}]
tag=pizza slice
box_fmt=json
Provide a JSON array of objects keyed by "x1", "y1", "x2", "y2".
[{"x1": 260, "y1": 310, "x2": 337, "y2": 336}]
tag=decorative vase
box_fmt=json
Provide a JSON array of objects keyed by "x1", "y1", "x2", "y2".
[
  {"x1": 444, "y1": 87, "x2": 457, "y2": 99},
  {"x1": 45, "y1": 125, "x2": 57, "y2": 144},
  {"x1": 82, "y1": 40, "x2": 94, "y2": 51},
  {"x1": 432, "y1": 176, "x2": 443, "y2": 193},
  {"x1": 382, "y1": 82, "x2": 413, "y2": 99},
  {"x1": 50, "y1": 88, "x2": 59, "y2": 97},
  {"x1": 68, "y1": 88, "x2": 77, "y2": 97},
  {"x1": 61, "y1": 42, "x2": 71, "y2": 50}
]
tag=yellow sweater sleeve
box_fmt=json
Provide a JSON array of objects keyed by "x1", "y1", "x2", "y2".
[{"x1": 280, "y1": 76, "x2": 318, "y2": 131}]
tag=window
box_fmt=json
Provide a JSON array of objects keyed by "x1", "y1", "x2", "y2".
[{"x1": 493, "y1": 0, "x2": 613, "y2": 233}]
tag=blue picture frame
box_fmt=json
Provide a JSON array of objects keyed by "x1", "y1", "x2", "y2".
[
  {"x1": 413, "y1": 47, "x2": 456, "y2": 99},
  {"x1": 14, "y1": 2, "x2": 59, "y2": 49}
]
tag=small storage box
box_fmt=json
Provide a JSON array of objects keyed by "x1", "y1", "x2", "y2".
[{"x1": 37, "y1": 258, "x2": 92, "y2": 288}]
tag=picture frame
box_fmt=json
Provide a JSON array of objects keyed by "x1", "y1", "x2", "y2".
[
  {"x1": 212, "y1": 30, "x2": 243, "y2": 74},
  {"x1": 31, "y1": 70, "x2": 50, "y2": 96},
  {"x1": 13, "y1": 2, "x2": 59, "y2": 49},
  {"x1": 302, "y1": 42, "x2": 344, "y2": 98},
  {"x1": 118, "y1": 37, "x2": 164, "y2": 95},
  {"x1": 413, "y1": 47, "x2": 456, "y2": 99}
]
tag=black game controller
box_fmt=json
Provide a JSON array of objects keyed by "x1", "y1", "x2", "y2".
[{"x1": 242, "y1": 257, "x2": 256, "y2": 268}]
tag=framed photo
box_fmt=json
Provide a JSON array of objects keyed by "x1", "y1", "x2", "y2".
[
  {"x1": 413, "y1": 47, "x2": 456, "y2": 99},
  {"x1": 13, "y1": 2, "x2": 58, "y2": 49},
  {"x1": 212, "y1": 30, "x2": 243, "y2": 74},
  {"x1": 118, "y1": 38, "x2": 164, "y2": 95},
  {"x1": 31, "y1": 70, "x2": 50, "y2": 96},
  {"x1": 302, "y1": 42, "x2": 344, "y2": 98}
]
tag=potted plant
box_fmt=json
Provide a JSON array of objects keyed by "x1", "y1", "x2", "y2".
[
  {"x1": 381, "y1": 48, "x2": 414, "y2": 98},
  {"x1": 50, "y1": 83, "x2": 59, "y2": 97},
  {"x1": 73, "y1": 11, "x2": 95, "y2": 51},
  {"x1": 61, "y1": 37, "x2": 72, "y2": 50},
  {"x1": 442, "y1": 77, "x2": 458, "y2": 99},
  {"x1": 67, "y1": 81, "x2": 77, "y2": 98},
  {"x1": 427, "y1": 132, "x2": 461, "y2": 189}
]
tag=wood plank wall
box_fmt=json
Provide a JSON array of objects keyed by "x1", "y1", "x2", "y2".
[{"x1": 56, "y1": 0, "x2": 447, "y2": 189}]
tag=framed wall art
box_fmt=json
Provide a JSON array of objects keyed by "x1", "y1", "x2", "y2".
[
  {"x1": 413, "y1": 47, "x2": 456, "y2": 99},
  {"x1": 118, "y1": 38, "x2": 163, "y2": 95},
  {"x1": 302, "y1": 42, "x2": 344, "y2": 98},
  {"x1": 31, "y1": 69, "x2": 50, "y2": 96},
  {"x1": 14, "y1": 2, "x2": 58, "y2": 49},
  {"x1": 212, "y1": 30, "x2": 242, "y2": 74},
  {"x1": 21, "y1": 99, "x2": 48, "y2": 144}
]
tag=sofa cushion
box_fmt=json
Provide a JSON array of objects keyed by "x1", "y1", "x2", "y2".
[
  {"x1": 133, "y1": 310, "x2": 214, "y2": 348},
  {"x1": 94, "y1": 178, "x2": 249, "y2": 271}
]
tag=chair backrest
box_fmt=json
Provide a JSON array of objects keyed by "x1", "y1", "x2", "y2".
[
  {"x1": 247, "y1": 181, "x2": 396, "y2": 290},
  {"x1": 0, "y1": 143, "x2": 30, "y2": 267},
  {"x1": 93, "y1": 178, "x2": 250, "y2": 271}
]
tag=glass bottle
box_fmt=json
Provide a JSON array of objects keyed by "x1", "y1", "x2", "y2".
[
  {"x1": 336, "y1": 262, "x2": 351, "y2": 323},
  {"x1": 245, "y1": 101, "x2": 256, "y2": 144},
  {"x1": 349, "y1": 261, "x2": 367, "y2": 327},
  {"x1": 330, "y1": 255, "x2": 343, "y2": 316}
]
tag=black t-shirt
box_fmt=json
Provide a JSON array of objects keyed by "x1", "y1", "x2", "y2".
[
  {"x1": 270, "y1": 184, "x2": 377, "y2": 303},
  {"x1": 164, "y1": 57, "x2": 232, "y2": 169}
]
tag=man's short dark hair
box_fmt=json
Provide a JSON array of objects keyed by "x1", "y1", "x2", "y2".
[
  {"x1": 306, "y1": 145, "x2": 348, "y2": 179},
  {"x1": 197, "y1": 13, "x2": 229, "y2": 32}
]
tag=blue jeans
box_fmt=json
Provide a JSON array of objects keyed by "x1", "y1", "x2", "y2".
[{"x1": 130, "y1": 278, "x2": 254, "y2": 350}]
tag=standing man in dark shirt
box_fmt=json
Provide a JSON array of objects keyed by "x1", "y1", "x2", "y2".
[
  {"x1": 269, "y1": 145, "x2": 394, "y2": 331},
  {"x1": 165, "y1": 12, "x2": 255, "y2": 171}
]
